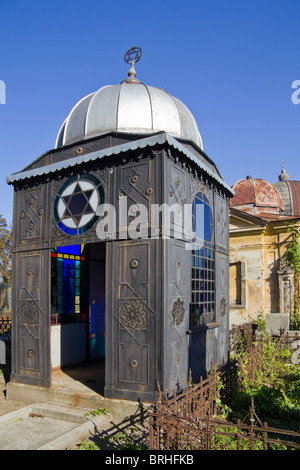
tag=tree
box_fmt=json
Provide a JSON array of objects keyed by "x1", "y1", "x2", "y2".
[
  {"x1": 0, "y1": 215, "x2": 12, "y2": 285},
  {"x1": 286, "y1": 225, "x2": 300, "y2": 328}
]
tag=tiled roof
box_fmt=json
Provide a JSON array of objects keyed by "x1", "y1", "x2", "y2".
[{"x1": 231, "y1": 177, "x2": 283, "y2": 211}]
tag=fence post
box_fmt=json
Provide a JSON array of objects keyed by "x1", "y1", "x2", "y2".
[
  {"x1": 237, "y1": 419, "x2": 241, "y2": 450},
  {"x1": 205, "y1": 414, "x2": 210, "y2": 450},
  {"x1": 249, "y1": 398, "x2": 256, "y2": 450},
  {"x1": 148, "y1": 410, "x2": 154, "y2": 450},
  {"x1": 263, "y1": 422, "x2": 268, "y2": 450}
]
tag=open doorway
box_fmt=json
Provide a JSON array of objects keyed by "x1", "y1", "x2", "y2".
[{"x1": 50, "y1": 242, "x2": 106, "y2": 394}]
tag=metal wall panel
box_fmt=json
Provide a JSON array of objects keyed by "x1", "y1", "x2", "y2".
[
  {"x1": 105, "y1": 238, "x2": 162, "y2": 401},
  {"x1": 163, "y1": 238, "x2": 190, "y2": 392},
  {"x1": 215, "y1": 252, "x2": 229, "y2": 367},
  {"x1": 11, "y1": 249, "x2": 51, "y2": 386}
]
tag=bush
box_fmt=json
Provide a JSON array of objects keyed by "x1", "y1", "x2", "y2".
[{"x1": 229, "y1": 321, "x2": 300, "y2": 430}]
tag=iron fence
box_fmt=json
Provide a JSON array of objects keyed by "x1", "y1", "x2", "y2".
[
  {"x1": 0, "y1": 313, "x2": 11, "y2": 341},
  {"x1": 148, "y1": 371, "x2": 300, "y2": 450}
]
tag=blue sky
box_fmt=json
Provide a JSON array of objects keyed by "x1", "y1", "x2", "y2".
[{"x1": 0, "y1": 0, "x2": 299, "y2": 224}]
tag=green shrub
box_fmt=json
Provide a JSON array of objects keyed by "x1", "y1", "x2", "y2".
[{"x1": 229, "y1": 321, "x2": 300, "y2": 430}]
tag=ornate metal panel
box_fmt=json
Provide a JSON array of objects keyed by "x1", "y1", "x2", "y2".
[
  {"x1": 165, "y1": 161, "x2": 188, "y2": 239},
  {"x1": 14, "y1": 186, "x2": 46, "y2": 247},
  {"x1": 164, "y1": 239, "x2": 190, "y2": 392},
  {"x1": 105, "y1": 239, "x2": 160, "y2": 401},
  {"x1": 215, "y1": 249, "x2": 230, "y2": 367},
  {"x1": 119, "y1": 160, "x2": 153, "y2": 206},
  {"x1": 117, "y1": 242, "x2": 151, "y2": 387},
  {"x1": 214, "y1": 193, "x2": 229, "y2": 251},
  {"x1": 214, "y1": 190, "x2": 230, "y2": 367},
  {"x1": 11, "y1": 249, "x2": 51, "y2": 386}
]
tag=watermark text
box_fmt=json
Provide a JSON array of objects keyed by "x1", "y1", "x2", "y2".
[
  {"x1": 291, "y1": 80, "x2": 300, "y2": 104},
  {"x1": 95, "y1": 196, "x2": 205, "y2": 249},
  {"x1": 0, "y1": 80, "x2": 6, "y2": 104}
]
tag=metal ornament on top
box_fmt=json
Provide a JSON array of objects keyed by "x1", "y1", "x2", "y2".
[{"x1": 123, "y1": 47, "x2": 143, "y2": 84}]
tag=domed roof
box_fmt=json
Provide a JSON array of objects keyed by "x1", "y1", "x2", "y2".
[
  {"x1": 273, "y1": 169, "x2": 300, "y2": 216},
  {"x1": 55, "y1": 66, "x2": 203, "y2": 150},
  {"x1": 230, "y1": 176, "x2": 283, "y2": 215}
]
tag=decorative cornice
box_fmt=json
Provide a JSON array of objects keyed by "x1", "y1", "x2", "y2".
[{"x1": 7, "y1": 132, "x2": 234, "y2": 195}]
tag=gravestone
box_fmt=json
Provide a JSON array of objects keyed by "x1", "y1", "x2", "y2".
[
  {"x1": 0, "y1": 340, "x2": 5, "y2": 364},
  {"x1": 266, "y1": 313, "x2": 289, "y2": 336}
]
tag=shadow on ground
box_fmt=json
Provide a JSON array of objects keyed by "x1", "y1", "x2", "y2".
[{"x1": 76, "y1": 406, "x2": 149, "y2": 450}]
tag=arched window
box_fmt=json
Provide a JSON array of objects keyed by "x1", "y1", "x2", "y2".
[{"x1": 190, "y1": 193, "x2": 214, "y2": 327}]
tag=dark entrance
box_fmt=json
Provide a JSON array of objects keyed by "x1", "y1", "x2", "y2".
[{"x1": 50, "y1": 242, "x2": 106, "y2": 388}]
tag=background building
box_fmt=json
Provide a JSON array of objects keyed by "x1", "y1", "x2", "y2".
[{"x1": 229, "y1": 169, "x2": 300, "y2": 328}]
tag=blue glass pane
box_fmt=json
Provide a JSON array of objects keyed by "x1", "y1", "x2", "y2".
[
  {"x1": 52, "y1": 243, "x2": 85, "y2": 323},
  {"x1": 57, "y1": 245, "x2": 81, "y2": 256},
  {"x1": 193, "y1": 197, "x2": 212, "y2": 242}
]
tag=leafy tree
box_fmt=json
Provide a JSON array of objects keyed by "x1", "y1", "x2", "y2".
[
  {"x1": 286, "y1": 225, "x2": 300, "y2": 327},
  {"x1": 0, "y1": 215, "x2": 12, "y2": 285}
]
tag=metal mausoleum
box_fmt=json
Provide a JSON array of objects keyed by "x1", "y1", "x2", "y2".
[{"x1": 7, "y1": 49, "x2": 233, "y2": 402}]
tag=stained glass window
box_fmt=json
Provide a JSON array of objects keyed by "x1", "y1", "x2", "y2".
[
  {"x1": 190, "y1": 193, "x2": 215, "y2": 328},
  {"x1": 51, "y1": 244, "x2": 86, "y2": 325},
  {"x1": 54, "y1": 174, "x2": 104, "y2": 236}
]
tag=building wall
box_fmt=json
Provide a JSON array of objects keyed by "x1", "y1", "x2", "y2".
[
  {"x1": 229, "y1": 215, "x2": 299, "y2": 327},
  {"x1": 229, "y1": 230, "x2": 265, "y2": 325}
]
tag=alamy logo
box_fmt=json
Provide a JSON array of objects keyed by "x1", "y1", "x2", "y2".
[
  {"x1": 95, "y1": 196, "x2": 205, "y2": 250},
  {"x1": 0, "y1": 80, "x2": 6, "y2": 104},
  {"x1": 291, "y1": 80, "x2": 300, "y2": 105}
]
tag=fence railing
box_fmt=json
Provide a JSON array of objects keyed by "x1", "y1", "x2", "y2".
[
  {"x1": 0, "y1": 313, "x2": 11, "y2": 341},
  {"x1": 148, "y1": 370, "x2": 300, "y2": 450}
]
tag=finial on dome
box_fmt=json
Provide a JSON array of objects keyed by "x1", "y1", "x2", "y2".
[
  {"x1": 279, "y1": 160, "x2": 289, "y2": 181},
  {"x1": 122, "y1": 47, "x2": 142, "y2": 84}
]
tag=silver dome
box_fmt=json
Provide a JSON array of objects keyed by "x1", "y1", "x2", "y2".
[{"x1": 55, "y1": 81, "x2": 203, "y2": 149}]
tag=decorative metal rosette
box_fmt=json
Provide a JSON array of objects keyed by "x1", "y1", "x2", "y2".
[
  {"x1": 172, "y1": 298, "x2": 185, "y2": 327},
  {"x1": 20, "y1": 300, "x2": 39, "y2": 326},
  {"x1": 120, "y1": 299, "x2": 147, "y2": 330}
]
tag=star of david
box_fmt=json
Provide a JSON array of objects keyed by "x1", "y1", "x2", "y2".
[
  {"x1": 62, "y1": 183, "x2": 94, "y2": 221},
  {"x1": 56, "y1": 179, "x2": 99, "y2": 231},
  {"x1": 124, "y1": 47, "x2": 142, "y2": 65}
]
